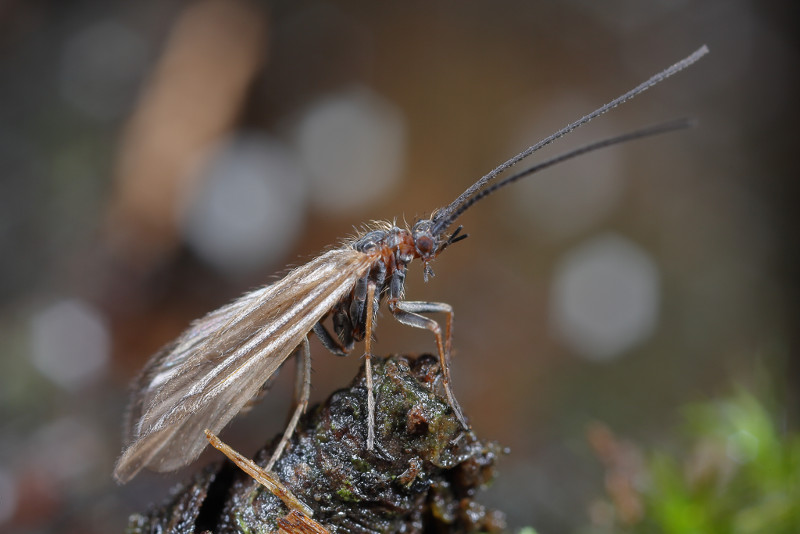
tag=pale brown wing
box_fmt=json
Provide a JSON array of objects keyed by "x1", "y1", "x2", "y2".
[{"x1": 114, "y1": 247, "x2": 372, "y2": 483}]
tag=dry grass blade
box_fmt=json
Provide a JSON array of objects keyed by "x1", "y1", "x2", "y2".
[
  {"x1": 204, "y1": 429, "x2": 314, "y2": 518},
  {"x1": 277, "y1": 510, "x2": 330, "y2": 534}
]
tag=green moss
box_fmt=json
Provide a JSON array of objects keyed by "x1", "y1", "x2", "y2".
[
  {"x1": 350, "y1": 455, "x2": 372, "y2": 472},
  {"x1": 336, "y1": 485, "x2": 359, "y2": 502},
  {"x1": 589, "y1": 387, "x2": 800, "y2": 534},
  {"x1": 234, "y1": 513, "x2": 253, "y2": 534}
]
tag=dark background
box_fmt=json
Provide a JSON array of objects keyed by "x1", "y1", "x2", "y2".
[{"x1": 0, "y1": 1, "x2": 797, "y2": 532}]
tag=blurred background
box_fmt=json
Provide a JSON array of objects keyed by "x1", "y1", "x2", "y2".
[{"x1": 0, "y1": 1, "x2": 797, "y2": 532}]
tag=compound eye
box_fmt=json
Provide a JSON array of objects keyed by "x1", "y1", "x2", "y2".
[{"x1": 415, "y1": 235, "x2": 435, "y2": 256}]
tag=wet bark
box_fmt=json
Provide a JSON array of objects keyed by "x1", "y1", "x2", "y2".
[{"x1": 125, "y1": 354, "x2": 507, "y2": 534}]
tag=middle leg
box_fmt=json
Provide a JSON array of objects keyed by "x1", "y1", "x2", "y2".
[{"x1": 266, "y1": 335, "x2": 312, "y2": 470}]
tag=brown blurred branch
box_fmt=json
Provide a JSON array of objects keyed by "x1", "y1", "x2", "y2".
[{"x1": 107, "y1": 0, "x2": 268, "y2": 270}]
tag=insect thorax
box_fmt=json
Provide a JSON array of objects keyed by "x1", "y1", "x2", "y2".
[{"x1": 330, "y1": 222, "x2": 431, "y2": 344}]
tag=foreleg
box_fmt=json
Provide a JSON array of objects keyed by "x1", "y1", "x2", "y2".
[{"x1": 388, "y1": 298, "x2": 467, "y2": 429}]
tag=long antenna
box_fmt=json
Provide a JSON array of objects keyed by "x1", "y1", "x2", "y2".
[
  {"x1": 433, "y1": 118, "x2": 695, "y2": 235},
  {"x1": 431, "y1": 45, "x2": 709, "y2": 235}
]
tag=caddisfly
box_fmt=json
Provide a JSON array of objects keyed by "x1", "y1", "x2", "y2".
[{"x1": 114, "y1": 45, "x2": 708, "y2": 483}]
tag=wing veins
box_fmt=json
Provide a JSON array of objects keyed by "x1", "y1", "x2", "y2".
[{"x1": 115, "y1": 248, "x2": 372, "y2": 480}]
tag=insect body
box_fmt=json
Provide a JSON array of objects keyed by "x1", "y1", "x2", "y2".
[
  {"x1": 114, "y1": 218, "x2": 465, "y2": 482},
  {"x1": 114, "y1": 45, "x2": 708, "y2": 483}
]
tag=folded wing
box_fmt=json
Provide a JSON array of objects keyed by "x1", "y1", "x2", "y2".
[{"x1": 114, "y1": 248, "x2": 372, "y2": 482}]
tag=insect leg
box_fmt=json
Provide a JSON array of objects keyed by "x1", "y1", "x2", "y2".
[
  {"x1": 241, "y1": 373, "x2": 279, "y2": 413},
  {"x1": 364, "y1": 281, "x2": 378, "y2": 450},
  {"x1": 312, "y1": 321, "x2": 350, "y2": 356},
  {"x1": 350, "y1": 261, "x2": 385, "y2": 338},
  {"x1": 266, "y1": 335, "x2": 312, "y2": 470},
  {"x1": 350, "y1": 275, "x2": 369, "y2": 331},
  {"x1": 388, "y1": 298, "x2": 468, "y2": 429},
  {"x1": 332, "y1": 309, "x2": 355, "y2": 351}
]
